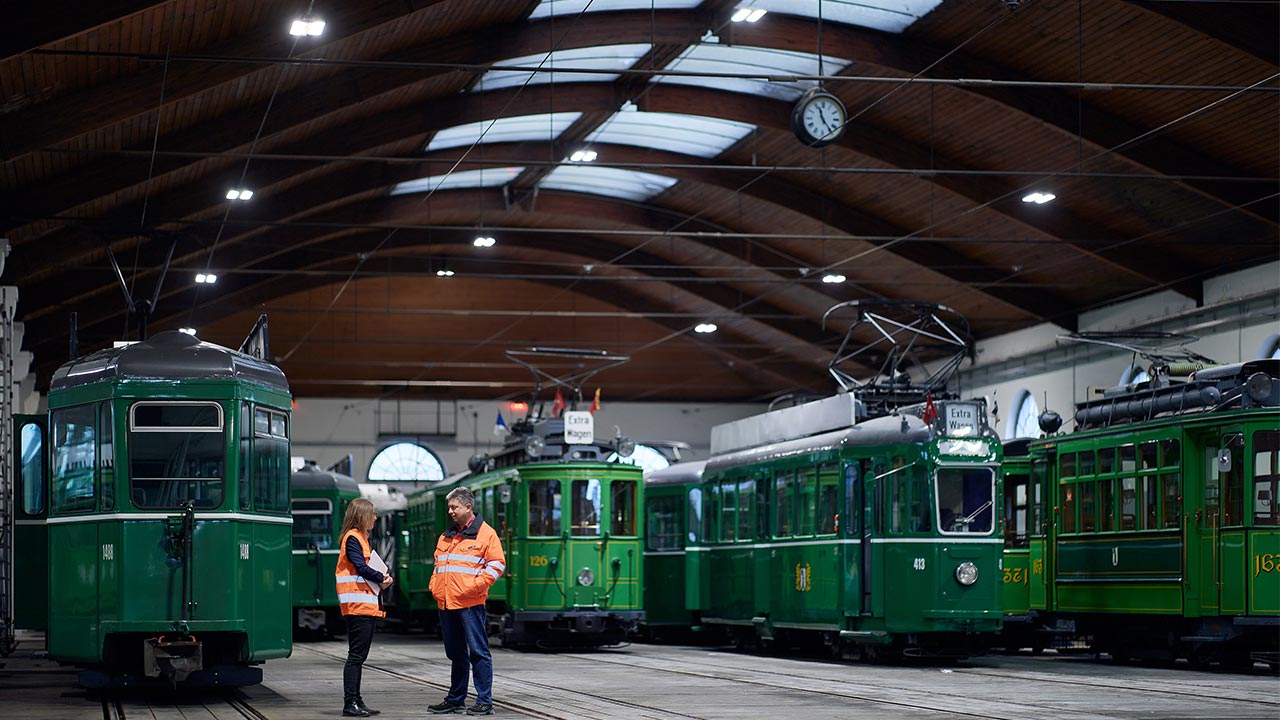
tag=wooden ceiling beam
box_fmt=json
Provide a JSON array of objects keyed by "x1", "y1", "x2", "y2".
[
  {"x1": 0, "y1": 0, "x2": 168, "y2": 61},
  {"x1": 1123, "y1": 0, "x2": 1278, "y2": 66}
]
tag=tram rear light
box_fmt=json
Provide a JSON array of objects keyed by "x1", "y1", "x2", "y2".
[{"x1": 954, "y1": 561, "x2": 978, "y2": 586}]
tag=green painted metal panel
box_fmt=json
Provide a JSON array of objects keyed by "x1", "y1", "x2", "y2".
[
  {"x1": 1057, "y1": 583, "x2": 1183, "y2": 613},
  {"x1": 47, "y1": 521, "x2": 100, "y2": 662},
  {"x1": 1219, "y1": 529, "x2": 1247, "y2": 613},
  {"x1": 1248, "y1": 530, "x2": 1280, "y2": 614},
  {"x1": 1057, "y1": 532, "x2": 1182, "y2": 582},
  {"x1": 1002, "y1": 549, "x2": 1031, "y2": 615},
  {"x1": 1029, "y1": 539, "x2": 1048, "y2": 611}
]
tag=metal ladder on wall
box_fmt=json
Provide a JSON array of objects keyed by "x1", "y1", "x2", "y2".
[{"x1": 0, "y1": 285, "x2": 15, "y2": 656}]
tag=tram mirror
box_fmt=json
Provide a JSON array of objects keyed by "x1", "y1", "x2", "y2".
[
  {"x1": 1216, "y1": 448, "x2": 1232, "y2": 473},
  {"x1": 499, "y1": 484, "x2": 512, "y2": 504}
]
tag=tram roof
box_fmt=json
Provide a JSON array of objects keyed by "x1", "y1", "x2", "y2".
[
  {"x1": 644, "y1": 459, "x2": 706, "y2": 487},
  {"x1": 50, "y1": 330, "x2": 289, "y2": 394},
  {"x1": 292, "y1": 465, "x2": 361, "y2": 495},
  {"x1": 705, "y1": 413, "x2": 932, "y2": 475}
]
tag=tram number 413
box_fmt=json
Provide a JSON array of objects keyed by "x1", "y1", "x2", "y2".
[
  {"x1": 912, "y1": 558, "x2": 926, "y2": 570},
  {"x1": 1255, "y1": 553, "x2": 1280, "y2": 577}
]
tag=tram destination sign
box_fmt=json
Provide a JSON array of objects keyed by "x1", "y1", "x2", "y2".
[
  {"x1": 564, "y1": 411, "x2": 594, "y2": 444},
  {"x1": 945, "y1": 402, "x2": 980, "y2": 437}
]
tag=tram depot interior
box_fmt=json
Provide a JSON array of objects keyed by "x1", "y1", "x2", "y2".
[{"x1": 0, "y1": 0, "x2": 1277, "y2": 706}]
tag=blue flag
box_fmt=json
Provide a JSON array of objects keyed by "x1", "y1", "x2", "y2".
[{"x1": 494, "y1": 411, "x2": 509, "y2": 436}]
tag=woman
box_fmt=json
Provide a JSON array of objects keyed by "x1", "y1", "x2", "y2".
[{"x1": 335, "y1": 498, "x2": 393, "y2": 717}]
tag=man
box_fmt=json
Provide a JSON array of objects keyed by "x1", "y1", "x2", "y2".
[{"x1": 428, "y1": 487, "x2": 506, "y2": 716}]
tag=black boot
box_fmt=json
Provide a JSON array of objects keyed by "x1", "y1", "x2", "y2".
[
  {"x1": 342, "y1": 700, "x2": 371, "y2": 717},
  {"x1": 355, "y1": 698, "x2": 381, "y2": 715}
]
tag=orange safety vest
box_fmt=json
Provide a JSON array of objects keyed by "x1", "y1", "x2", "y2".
[
  {"x1": 335, "y1": 529, "x2": 386, "y2": 618},
  {"x1": 429, "y1": 515, "x2": 506, "y2": 610}
]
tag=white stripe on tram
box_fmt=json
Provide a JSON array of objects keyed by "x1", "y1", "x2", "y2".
[{"x1": 43, "y1": 512, "x2": 293, "y2": 525}]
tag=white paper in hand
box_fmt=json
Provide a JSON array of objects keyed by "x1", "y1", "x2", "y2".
[{"x1": 368, "y1": 550, "x2": 389, "y2": 596}]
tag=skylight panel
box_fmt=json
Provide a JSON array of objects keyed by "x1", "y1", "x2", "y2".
[
  {"x1": 425, "y1": 112, "x2": 582, "y2": 152},
  {"x1": 476, "y1": 44, "x2": 651, "y2": 92},
  {"x1": 541, "y1": 166, "x2": 677, "y2": 202},
  {"x1": 390, "y1": 167, "x2": 525, "y2": 196},
  {"x1": 529, "y1": 0, "x2": 700, "y2": 20},
  {"x1": 747, "y1": 0, "x2": 944, "y2": 34},
  {"x1": 586, "y1": 111, "x2": 756, "y2": 158},
  {"x1": 656, "y1": 44, "x2": 851, "y2": 102}
]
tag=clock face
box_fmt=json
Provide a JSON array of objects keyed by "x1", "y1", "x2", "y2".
[{"x1": 792, "y1": 91, "x2": 846, "y2": 147}]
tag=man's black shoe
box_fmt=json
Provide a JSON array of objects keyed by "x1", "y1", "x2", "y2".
[
  {"x1": 355, "y1": 698, "x2": 381, "y2": 715},
  {"x1": 466, "y1": 703, "x2": 495, "y2": 716},
  {"x1": 429, "y1": 699, "x2": 466, "y2": 714},
  {"x1": 342, "y1": 701, "x2": 370, "y2": 717}
]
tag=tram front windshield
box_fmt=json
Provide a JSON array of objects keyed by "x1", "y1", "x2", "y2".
[{"x1": 936, "y1": 467, "x2": 994, "y2": 534}]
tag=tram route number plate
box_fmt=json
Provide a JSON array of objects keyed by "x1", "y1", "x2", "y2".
[{"x1": 564, "y1": 411, "x2": 594, "y2": 444}]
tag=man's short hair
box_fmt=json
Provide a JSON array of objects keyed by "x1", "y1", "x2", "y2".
[{"x1": 446, "y1": 487, "x2": 475, "y2": 506}]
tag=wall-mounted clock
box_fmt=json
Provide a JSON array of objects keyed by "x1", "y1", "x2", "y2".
[{"x1": 791, "y1": 88, "x2": 847, "y2": 148}]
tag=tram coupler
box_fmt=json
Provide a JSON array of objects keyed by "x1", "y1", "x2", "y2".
[{"x1": 143, "y1": 634, "x2": 203, "y2": 683}]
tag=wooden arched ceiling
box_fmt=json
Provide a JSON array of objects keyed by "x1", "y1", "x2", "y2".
[{"x1": 2, "y1": 0, "x2": 1276, "y2": 401}]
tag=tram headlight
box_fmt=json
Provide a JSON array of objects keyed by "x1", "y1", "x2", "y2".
[
  {"x1": 577, "y1": 568, "x2": 595, "y2": 586},
  {"x1": 954, "y1": 561, "x2": 978, "y2": 586},
  {"x1": 524, "y1": 435, "x2": 545, "y2": 458},
  {"x1": 616, "y1": 436, "x2": 636, "y2": 458}
]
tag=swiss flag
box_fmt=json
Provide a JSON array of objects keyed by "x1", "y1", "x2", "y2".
[
  {"x1": 922, "y1": 393, "x2": 939, "y2": 426},
  {"x1": 552, "y1": 389, "x2": 567, "y2": 418}
]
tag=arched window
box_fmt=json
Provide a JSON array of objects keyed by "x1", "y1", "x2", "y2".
[
  {"x1": 368, "y1": 442, "x2": 446, "y2": 482},
  {"x1": 1119, "y1": 364, "x2": 1149, "y2": 386},
  {"x1": 606, "y1": 444, "x2": 671, "y2": 473},
  {"x1": 1006, "y1": 389, "x2": 1040, "y2": 440},
  {"x1": 1258, "y1": 334, "x2": 1280, "y2": 360}
]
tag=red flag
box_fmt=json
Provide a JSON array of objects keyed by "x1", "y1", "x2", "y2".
[
  {"x1": 922, "y1": 393, "x2": 939, "y2": 425},
  {"x1": 589, "y1": 387, "x2": 601, "y2": 414},
  {"x1": 552, "y1": 389, "x2": 566, "y2": 417}
]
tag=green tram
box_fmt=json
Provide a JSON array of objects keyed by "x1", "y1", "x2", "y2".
[
  {"x1": 403, "y1": 418, "x2": 645, "y2": 647},
  {"x1": 997, "y1": 438, "x2": 1058, "y2": 652},
  {"x1": 640, "y1": 460, "x2": 707, "y2": 638},
  {"x1": 290, "y1": 463, "x2": 362, "y2": 637},
  {"x1": 650, "y1": 393, "x2": 1004, "y2": 659},
  {"x1": 1026, "y1": 358, "x2": 1279, "y2": 667},
  {"x1": 12, "y1": 329, "x2": 293, "y2": 686}
]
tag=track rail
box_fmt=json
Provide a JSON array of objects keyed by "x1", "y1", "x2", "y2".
[{"x1": 100, "y1": 689, "x2": 268, "y2": 720}]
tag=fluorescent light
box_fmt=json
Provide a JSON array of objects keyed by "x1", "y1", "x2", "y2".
[
  {"x1": 289, "y1": 17, "x2": 325, "y2": 37},
  {"x1": 569, "y1": 149, "x2": 598, "y2": 162},
  {"x1": 694, "y1": 323, "x2": 718, "y2": 334},
  {"x1": 822, "y1": 274, "x2": 846, "y2": 284},
  {"x1": 1022, "y1": 192, "x2": 1056, "y2": 204},
  {"x1": 746, "y1": 8, "x2": 766, "y2": 22},
  {"x1": 194, "y1": 273, "x2": 218, "y2": 284},
  {"x1": 179, "y1": 327, "x2": 197, "y2": 336},
  {"x1": 473, "y1": 236, "x2": 496, "y2": 247},
  {"x1": 226, "y1": 189, "x2": 239, "y2": 200},
  {"x1": 436, "y1": 269, "x2": 455, "y2": 277},
  {"x1": 226, "y1": 188, "x2": 253, "y2": 201},
  {"x1": 731, "y1": 6, "x2": 766, "y2": 22}
]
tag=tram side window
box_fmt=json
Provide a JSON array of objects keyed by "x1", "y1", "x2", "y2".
[
  {"x1": 647, "y1": 496, "x2": 682, "y2": 550},
  {"x1": 1060, "y1": 452, "x2": 1076, "y2": 478},
  {"x1": 1252, "y1": 430, "x2": 1279, "y2": 526},
  {"x1": 909, "y1": 462, "x2": 931, "y2": 533},
  {"x1": 687, "y1": 487, "x2": 703, "y2": 543},
  {"x1": 1120, "y1": 477, "x2": 1137, "y2": 530},
  {"x1": 1079, "y1": 481, "x2": 1096, "y2": 532},
  {"x1": 253, "y1": 408, "x2": 290, "y2": 513},
  {"x1": 528, "y1": 479, "x2": 561, "y2": 536},
  {"x1": 1222, "y1": 439, "x2": 1245, "y2": 526},
  {"x1": 775, "y1": 472, "x2": 794, "y2": 538},
  {"x1": 1099, "y1": 447, "x2": 1116, "y2": 474},
  {"x1": 889, "y1": 472, "x2": 905, "y2": 534},
  {"x1": 292, "y1": 498, "x2": 334, "y2": 550},
  {"x1": 1162, "y1": 475, "x2": 1181, "y2": 528},
  {"x1": 570, "y1": 478, "x2": 601, "y2": 536},
  {"x1": 1004, "y1": 474, "x2": 1029, "y2": 547},
  {"x1": 736, "y1": 480, "x2": 754, "y2": 540},
  {"x1": 1061, "y1": 484, "x2": 1077, "y2": 533},
  {"x1": 755, "y1": 479, "x2": 770, "y2": 540},
  {"x1": 1098, "y1": 478, "x2": 1116, "y2": 532},
  {"x1": 129, "y1": 402, "x2": 224, "y2": 510},
  {"x1": 99, "y1": 403, "x2": 114, "y2": 511},
  {"x1": 238, "y1": 404, "x2": 251, "y2": 510},
  {"x1": 843, "y1": 464, "x2": 860, "y2": 536},
  {"x1": 20, "y1": 422, "x2": 45, "y2": 514},
  {"x1": 817, "y1": 464, "x2": 839, "y2": 535},
  {"x1": 1140, "y1": 441, "x2": 1159, "y2": 471},
  {"x1": 718, "y1": 482, "x2": 735, "y2": 542},
  {"x1": 797, "y1": 468, "x2": 817, "y2": 536},
  {"x1": 52, "y1": 404, "x2": 97, "y2": 513},
  {"x1": 611, "y1": 481, "x2": 637, "y2": 536},
  {"x1": 1142, "y1": 476, "x2": 1159, "y2": 529},
  {"x1": 1078, "y1": 450, "x2": 1096, "y2": 476},
  {"x1": 935, "y1": 467, "x2": 994, "y2": 534}
]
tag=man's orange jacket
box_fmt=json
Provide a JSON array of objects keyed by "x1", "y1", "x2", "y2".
[{"x1": 429, "y1": 514, "x2": 506, "y2": 610}]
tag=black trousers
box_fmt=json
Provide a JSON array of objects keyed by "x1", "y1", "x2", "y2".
[{"x1": 343, "y1": 615, "x2": 378, "y2": 703}]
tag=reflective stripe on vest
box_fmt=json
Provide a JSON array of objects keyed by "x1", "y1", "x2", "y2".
[{"x1": 335, "y1": 529, "x2": 386, "y2": 618}]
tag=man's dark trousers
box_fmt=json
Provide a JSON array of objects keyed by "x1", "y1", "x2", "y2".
[{"x1": 439, "y1": 605, "x2": 492, "y2": 705}]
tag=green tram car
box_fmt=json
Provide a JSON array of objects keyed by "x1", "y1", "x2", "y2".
[
  {"x1": 11, "y1": 330, "x2": 293, "y2": 686},
  {"x1": 403, "y1": 418, "x2": 645, "y2": 647},
  {"x1": 641, "y1": 460, "x2": 707, "y2": 638},
  {"x1": 997, "y1": 438, "x2": 1058, "y2": 652},
  {"x1": 290, "y1": 463, "x2": 362, "y2": 637},
  {"x1": 646, "y1": 393, "x2": 1005, "y2": 659},
  {"x1": 1025, "y1": 358, "x2": 1280, "y2": 668}
]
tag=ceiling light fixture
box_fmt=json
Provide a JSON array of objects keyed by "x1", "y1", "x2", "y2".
[
  {"x1": 225, "y1": 188, "x2": 254, "y2": 201},
  {"x1": 694, "y1": 323, "x2": 718, "y2": 334},
  {"x1": 194, "y1": 273, "x2": 218, "y2": 284},
  {"x1": 179, "y1": 327, "x2": 197, "y2": 336},
  {"x1": 289, "y1": 17, "x2": 326, "y2": 37},
  {"x1": 568, "y1": 149, "x2": 598, "y2": 163},
  {"x1": 822, "y1": 274, "x2": 846, "y2": 284},
  {"x1": 436, "y1": 269, "x2": 455, "y2": 277},
  {"x1": 473, "y1": 236, "x2": 496, "y2": 247},
  {"x1": 731, "y1": 6, "x2": 767, "y2": 23},
  {"x1": 1021, "y1": 191, "x2": 1056, "y2": 204}
]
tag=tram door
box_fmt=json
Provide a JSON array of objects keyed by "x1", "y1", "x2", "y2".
[
  {"x1": 12, "y1": 415, "x2": 49, "y2": 630},
  {"x1": 1204, "y1": 430, "x2": 1246, "y2": 614},
  {"x1": 857, "y1": 460, "x2": 874, "y2": 615}
]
